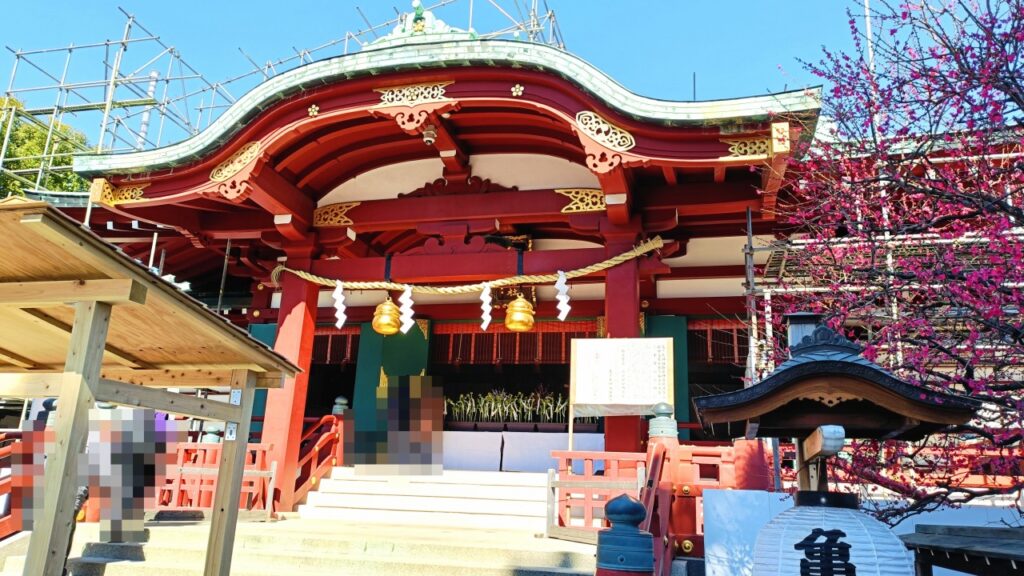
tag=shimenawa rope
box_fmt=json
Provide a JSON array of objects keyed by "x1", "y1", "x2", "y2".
[{"x1": 270, "y1": 236, "x2": 664, "y2": 294}]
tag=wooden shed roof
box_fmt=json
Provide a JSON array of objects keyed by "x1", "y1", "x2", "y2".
[{"x1": 0, "y1": 197, "x2": 298, "y2": 388}]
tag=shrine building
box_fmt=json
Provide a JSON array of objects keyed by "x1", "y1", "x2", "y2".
[{"x1": 65, "y1": 10, "x2": 820, "y2": 511}]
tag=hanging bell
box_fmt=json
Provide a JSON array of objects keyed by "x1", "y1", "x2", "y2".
[
  {"x1": 372, "y1": 297, "x2": 402, "y2": 336},
  {"x1": 504, "y1": 293, "x2": 535, "y2": 332}
]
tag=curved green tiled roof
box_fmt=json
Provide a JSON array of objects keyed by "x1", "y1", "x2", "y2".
[{"x1": 74, "y1": 38, "x2": 821, "y2": 177}]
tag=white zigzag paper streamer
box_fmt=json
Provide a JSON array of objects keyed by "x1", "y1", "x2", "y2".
[
  {"x1": 479, "y1": 283, "x2": 493, "y2": 331},
  {"x1": 555, "y1": 270, "x2": 571, "y2": 321},
  {"x1": 332, "y1": 280, "x2": 347, "y2": 329},
  {"x1": 398, "y1": 285, "x2": 415, "y2": 334}
]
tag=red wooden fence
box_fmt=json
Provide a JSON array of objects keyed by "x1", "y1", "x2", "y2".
[
  {"x1": 0, "y1": 433, "x2": 19, "y2": 541},
  {"x1": 546, "y1": 450, "x2": 647, "y2": 544}
]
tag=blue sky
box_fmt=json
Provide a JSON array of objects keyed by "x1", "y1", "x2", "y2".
[{"x1": 1, "y1": 1, "x2": 859, "y2": 145}]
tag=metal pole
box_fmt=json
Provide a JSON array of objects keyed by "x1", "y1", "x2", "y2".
[
  {"x1": 157, "y1": 248, "x2": 166, "y2": 275},
  {"x1": 33, "y1": 48, "x2": 73, "y2": 191},
  {"x1": 147, "y1": 232, "x2": 159, "y2": 268},
  {"x1": 744, "y1": 208, "x2": 757, "y2": 387},
  {"x1": 215, "y1": 239, "x2": 232, "y2": 313},
  {"x1": 96, "y1": 15, "x2": 133, "y2": 153},
  {"x1": 136, "y1": 71, "x2": 159, "y2": 149}
]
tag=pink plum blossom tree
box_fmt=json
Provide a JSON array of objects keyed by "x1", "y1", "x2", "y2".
[{"x1": 772, "y1": 0, "x2": 1024, "y2": 523}]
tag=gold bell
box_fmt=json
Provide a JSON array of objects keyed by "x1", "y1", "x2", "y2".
[
  {"x1": 504, "y1": 293, "x2": 535, "y2": 332},
  {"x1": 372, "y1": 297, "x2": 402, "y2": 336}
]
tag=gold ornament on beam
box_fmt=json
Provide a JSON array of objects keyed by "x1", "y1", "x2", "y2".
[
  {"x1": 504, "y1": 293, "x2": 535, "y2": 332},
  {"x1": 372, "y1": 297, "x2": 402, "y2": 336}
]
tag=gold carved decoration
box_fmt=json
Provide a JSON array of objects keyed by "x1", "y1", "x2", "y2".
[
  {"x1": 374, "y1": 81, "x2": 453, "y2": 107},
  {"x1": 575, "y1": 111, "x2": 636, "y2": 152},
  {"x1": 556, "y1": 188, "x2": 606, "y2": 213},
  {"x1": 721, "y1": 138, "x2": 770, "y2": 158},
  {"x1": 415, "y1": 319, "x2": 430, "y2": 340},
  {"x1": 89, "y1": 178, "x2": 148, "y2": 206},
  {"x1": 313, "y1": 202, "x2": 361, "y2": 227},
  {"x1": 210, "y1": 142, "x2": 261, "y2": 182}
]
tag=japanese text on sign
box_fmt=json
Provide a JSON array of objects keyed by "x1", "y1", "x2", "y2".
[{"x1": 570, "y1": 338, "x2": 673, "y2": 417}]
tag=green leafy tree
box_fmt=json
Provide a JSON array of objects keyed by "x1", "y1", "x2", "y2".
[{"x1": 0, "y1": 97, "x2": 89, "y2": 196}]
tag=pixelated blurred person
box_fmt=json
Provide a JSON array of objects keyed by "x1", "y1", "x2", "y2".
[{"x1": 86, "y1": 406, "x2": 184, "y2": 543}]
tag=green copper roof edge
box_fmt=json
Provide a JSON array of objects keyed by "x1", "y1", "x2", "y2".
[{"x1": 74, "y1": 39, "x2": 822, "y2": 176}]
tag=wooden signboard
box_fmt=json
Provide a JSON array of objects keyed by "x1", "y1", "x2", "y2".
[
  {"x1": 568, "y1": 337, "x2": 673, "y2": 448},
  {"x1": 570, "y1": 337, "x2": 674, "y2": 415}
]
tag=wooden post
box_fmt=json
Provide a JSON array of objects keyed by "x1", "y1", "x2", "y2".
[
  {"x1": 203, "y1": 369, "x2": 256, "y2": 576},
  {"x1": 262, "y1": 266, "x2": 319, "y2": 511},
  {"x1": 603, "y1": 238, "x2": 643, "y2": 453},
  {"x1": 24, "y1": 301, "x2": 111, "y2": 576}
]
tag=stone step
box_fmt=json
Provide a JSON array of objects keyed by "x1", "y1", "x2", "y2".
[
  {"x1": 330, "y1": 468, "x2": 548, "y2": 487},
  {"x1": 67, "y1": 555, "x2": 592, "y2": 576},
  {"x1": 75, "y1": 538, "x2": 594, "y2": 571},
  {"x1": 305, "y1": 491, "x2": 548, "y2": 517},
  {"x1": 316, "y1": 478, "x2": 548, "y2": 501},
  {"x1": 296, "y1": 505, "x2": 547, "y2": 531},
  {"x1": 8, "y1": 522, "x2": 596, "y2": 576}
]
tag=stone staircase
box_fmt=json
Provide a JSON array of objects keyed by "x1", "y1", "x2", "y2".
[
  {"x1": 0, "y1": 469, "x2": 596, "y2": 576},
  {"x1": 296, "y1": 468, "x2": 550, "y2": 531}
]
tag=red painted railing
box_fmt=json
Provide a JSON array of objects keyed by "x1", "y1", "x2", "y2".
[
  {"x1": 293, "y1": 414, "x2": 346, "y2": 504},
  {"x1": 0, "y1": 433, "x2": 19, "y2": 541},
  {"x1": 157, "y1": 442, "x2": 275, "y2": 516},
  {"x1": 664, "y1": 443, "x2": 738, "y2": 560},
  {"x1": 547, "y1": 450, "x2": 647, "y2": 543},
  {"x1": 640, "y1": 444, "x2": 672, "y2": 576},
  {"x1": 772, "y1": 443, "x2": 1023, "y2": 490}
]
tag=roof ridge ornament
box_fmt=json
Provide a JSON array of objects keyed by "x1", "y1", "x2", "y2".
[
  {"x1": 790, "y1": 324, "x2": 863, "y2": 356},
  {"x1": 371, "y1": 1, "x2": 476, "y2": 48}
]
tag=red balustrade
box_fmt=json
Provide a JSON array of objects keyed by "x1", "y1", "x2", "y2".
[
  {"x1": 0, "y1": 433, "x2": 19, "y2": 541},
  {"x1": 771, "y1": 442, "x2": 1023, "y2": 490},
  {"x1": 293, "y1": 414, "x2": 347, "y2": 504},
  {"x1": 640, "y1": 444, "x2": 672, "y2": 576},
  {"x1": 547, "y1": 450, "x2": 647, "y2": 543},
  {"x1": 157, "y1": 442, "x2": 275, "y2": 517}
]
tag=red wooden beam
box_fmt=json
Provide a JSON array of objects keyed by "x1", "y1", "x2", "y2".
[{"x1": 309, "y1": 246, "x2": 670, "y2": 283}]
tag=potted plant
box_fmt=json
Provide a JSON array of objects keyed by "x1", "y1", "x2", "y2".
[
  {"x1": 506, "y1": 392, "x2": 537, "y2": 432},
  {"x1": 536, "y1": 392, "x2": 568, "y2": 433},
  {"x1": 445, "y1": 395, "x2": 476, "y2": 431}
]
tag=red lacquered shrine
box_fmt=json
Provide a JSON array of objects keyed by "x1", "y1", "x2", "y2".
[{"x1": 68, "y1": 17, "x2": 821, "y2": 511}]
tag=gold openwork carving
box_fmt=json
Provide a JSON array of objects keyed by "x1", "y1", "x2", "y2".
[
  {"x1": 89, "y1": 178, "x2": 148, "y2": 205},
  {"x1": 575, "y1": 111, "x2": 636, "y2": 152},
  {"x1": 374, "y1": 82, "x2": 453, "y2": 107},
  {"x1": 313, "y1": 202, "x2": 361, "y2": 227},
  {"x1": 210, "y1": 142, "x2": 261, "y2": 182},
  {"x1": 721, "y1": 138, "x2": 770, "y2": 158},
  {"x1": 556, "y1": 188, "x2": 606, "y2": 213}
]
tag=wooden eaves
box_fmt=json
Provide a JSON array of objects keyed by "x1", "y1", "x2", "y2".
[{"x1": 0, "y1": 197, "x2": 299, "y2": 576}]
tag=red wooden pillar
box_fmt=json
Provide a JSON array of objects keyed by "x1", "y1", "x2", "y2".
[
  {"x1": 263, "y1": 255, "x2": 319, "y2": 512},
  {"x1": 603, "y1": 238, "x2": 644, "y2": 453}
]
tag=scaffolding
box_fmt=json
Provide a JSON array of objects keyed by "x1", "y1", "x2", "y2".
[{"x1": 0, "y1": 1, "x2": 565, "y2": 200}]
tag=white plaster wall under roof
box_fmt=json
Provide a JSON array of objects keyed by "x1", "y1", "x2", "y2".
[
  {"x1": 318, "y1": 153, "x2": 598, "y2": 205},
  {"x1": 662, "y1": 236, "x2": 774, "y2": 268},
  {"x1": 656, "y1": 277, "x2": 745, "y2": 299}
]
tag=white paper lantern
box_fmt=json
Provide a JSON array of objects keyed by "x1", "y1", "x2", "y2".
[{"x1": 753, "y1": 492, "x2": 913, "y2": 576}]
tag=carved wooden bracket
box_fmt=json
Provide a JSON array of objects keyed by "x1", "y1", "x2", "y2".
[
  {"x1": 202, "y1": 142, "x2": 262, "y2": 203},
  {"x1": 369, "y1": 82, "x2": 460, "y2": 134},
  {"x1": 89, "y1": 178, "x2": 149, "y2": 206},
  {"x1": 573, "y1": 130, "x2": 648, "y2": 174}
]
